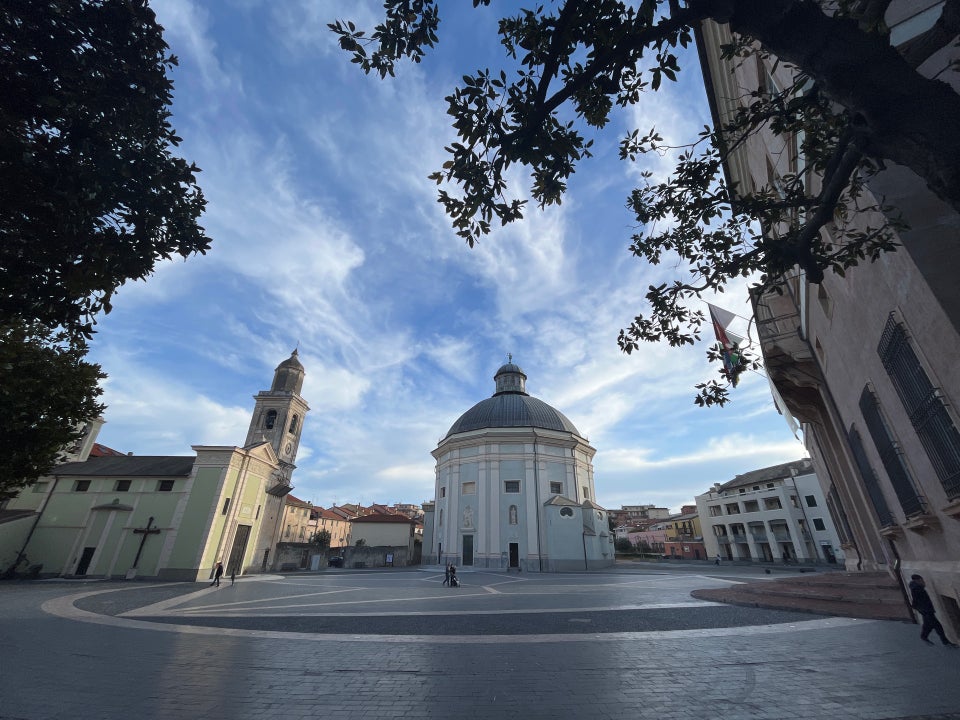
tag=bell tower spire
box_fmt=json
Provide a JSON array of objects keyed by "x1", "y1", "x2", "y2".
[{"x1": 244, "y1": 349, "x2": 310, "y2": 487}]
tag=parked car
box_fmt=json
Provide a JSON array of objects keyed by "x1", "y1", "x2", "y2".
[{"x1": 328, "y1": 556, "x2": 344, "y2": 568}]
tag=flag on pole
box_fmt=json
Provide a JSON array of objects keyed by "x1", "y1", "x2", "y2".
[
  {"x1": 708, "y1": 303, "x2": 746, "y2": 386},
  {"x1": 707, "y1": 303, "x2": 745, "y2": 347}
]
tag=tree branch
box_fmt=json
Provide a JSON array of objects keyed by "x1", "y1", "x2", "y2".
[
  {"x1": 505, "y1": 2, "x2": 716, "y2": 148},
  {"x1": 533, "y1": 0, "x2": 584, "y2": 109},
  {"x1": 899, "y1": 0, "x2": 960, "y2": 68},
  {"x1": 789, "y1": 127, "x2": 865, "y2": 282},
  {"x1": 725, "y1": 0, "x2": 960, "y2": 215}
]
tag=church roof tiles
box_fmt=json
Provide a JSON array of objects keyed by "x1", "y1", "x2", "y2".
[{"x1": 53, "y1": 456, "x2": 195, "y2": 477}]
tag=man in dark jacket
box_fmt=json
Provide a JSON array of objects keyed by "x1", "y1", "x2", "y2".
[
  {"x1": 909, "y1": 574, "x2": 956, "y2": 647},
  {"x1": 211, "y1": 561, "x2": 224, "y2": 587}
]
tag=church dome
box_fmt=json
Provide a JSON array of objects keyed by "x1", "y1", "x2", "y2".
[{"x1": 445, "y1": 361, "x2": 581, "y2": 438}]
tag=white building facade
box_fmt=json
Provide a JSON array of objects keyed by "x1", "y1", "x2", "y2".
[
  {"x1": 424, "y1": 362, "x2": 614, "y2": 572},
  {"x1": 696, "y1": 459, "x2": 845, "y2": 565}
]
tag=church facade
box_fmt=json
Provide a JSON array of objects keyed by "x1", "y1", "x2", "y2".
[
  {"x1": 423, "y1": 362, "x2": 614, "y2": 572},
  {"x1": 0, "y1": 351, "x2": 309, "y2": 581}
]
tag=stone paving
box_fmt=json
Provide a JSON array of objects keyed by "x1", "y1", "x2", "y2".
[{"x1": 1, "y1": 565, "x2": 958, "y2": 720}]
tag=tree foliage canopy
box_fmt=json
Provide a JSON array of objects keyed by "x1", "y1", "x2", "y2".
[
  {"x1": 330, "y1": 0, "x2": 960, "y2": 405},
  {"x1": 310, "y1": 528, "x2": 332, "y2": 549},
  {"x1": 0, "y1": 325, "x2": 105, "y2": 500},
  {"x1": 0, "y1": 0, "x2": 210, "y2": 491},
  {"x1": 1, "y1": 0, "x2": 210, "y2": 339}
]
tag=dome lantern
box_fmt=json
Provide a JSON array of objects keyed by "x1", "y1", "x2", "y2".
[{"x1": 494, "y1": 356, "x2": 528, "y2": 396}]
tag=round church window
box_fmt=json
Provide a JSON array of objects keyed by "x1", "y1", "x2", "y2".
[{"x1": 559, "y1": 507, "x2": 574, "y2": 518}]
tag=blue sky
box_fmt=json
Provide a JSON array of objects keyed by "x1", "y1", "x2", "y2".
[{"x1": 85, "y1": 0, "x2": 806, "y2": 513}]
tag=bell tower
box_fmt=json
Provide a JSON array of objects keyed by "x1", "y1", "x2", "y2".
[{"x1": 244, "y1": 349, "x2": 310, "y2": 487}]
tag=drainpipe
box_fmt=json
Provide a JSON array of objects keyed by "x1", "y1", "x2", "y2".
[
  {"x1": 5, "y1": 475, "x2": 61, "y2": 577},
  {"x1": 885, "y1": 537, "x2": 916, "y2": 624}
]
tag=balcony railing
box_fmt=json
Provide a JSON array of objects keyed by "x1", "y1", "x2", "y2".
[
  {"x1": 751, "y1": 532, "x2": 768, "y2": 541},
  {"x1": 731, "y1": 533, "x2": 747, "y2": 543},
  {"x1": 717, "y1": 536, "x2": 731, "y2": 544},
  {"x1": 772, "y1": 531, "x2": 791, "y2": 542}
]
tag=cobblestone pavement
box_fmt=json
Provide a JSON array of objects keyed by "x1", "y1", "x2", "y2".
[{"x1": 1, "y1": 566, "x2": 958, "y2": 720}]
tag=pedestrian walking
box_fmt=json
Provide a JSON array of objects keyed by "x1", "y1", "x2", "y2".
[
  {"x1": 230, "y1": 567, "x2": 236, "y2": 586},
  {"x1": 442, "y1": 563, "x2": 451, "y2": 586},
  {"x1": 211, "y1": 561, "x2": 224, "y2": 587},
  {"x1": 449, "y1": 564, "x2": 459, "y2": 588},
  {"x1": 715, "y1": 554, "x2": 721, "y2": 566},
  {"x1": 909, "y1": 574, "x2": 957, "y2": 646}
]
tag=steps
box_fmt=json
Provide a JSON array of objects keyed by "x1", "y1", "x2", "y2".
[{"x1": 691, "y1": 571, "x2": 914, "y2": 621}]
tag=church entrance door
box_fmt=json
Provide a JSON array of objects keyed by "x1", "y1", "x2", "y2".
[
  {"x1": 508, "y1": 543, "x2": 519, "y2": 568},
  {"x1": 227, "y1": 524, "x2": 251, "y2": 575},
  {"x1": 462, "y1": 535, "x2": 474, "y2": 566}
]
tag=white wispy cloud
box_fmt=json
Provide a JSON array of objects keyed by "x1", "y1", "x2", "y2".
[
  {"x1": 152, "y1": 0, "x2": 243, "y2": 96},
  {"x1": 86, "y1": 2, "x2": 800, "y2": 519},
  {"x1": 96, "y1": 360, "x2": 251, "y2": 455},
  {"x1": 602, "y1": 433, "x2": 805, "y2": 472}
]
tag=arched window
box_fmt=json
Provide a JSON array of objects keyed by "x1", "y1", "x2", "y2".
[
  {"x1": 264, "y1": 410, "x2": 277, "y2": 430},
  {"x1": 289, "y1": 414, "x2": 299, "y2": 433}
]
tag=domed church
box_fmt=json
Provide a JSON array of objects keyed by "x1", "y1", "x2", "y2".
[{"x1": 422, "y1": 360, "x2": 614, "y2": 572}]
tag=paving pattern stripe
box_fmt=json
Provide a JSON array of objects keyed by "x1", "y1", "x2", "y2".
[
  {"x1": 122, "y1": 584, "x2": 373, "y2": 616},
  {"x1": 42, "y1": 587, "x2": 873, "y2": 644},
  {"x1": 122, "y1": 577, "x2": 729, "y2": 617},
  {"x1": 167, "y1": 601, "x2": 725, "y2": 617}
]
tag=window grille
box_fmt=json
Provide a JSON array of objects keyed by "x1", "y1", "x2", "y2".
[
  {"x1": 879, "y1": 314, "x2": 960, "y2": 499},
  {"x1": 859, "y1": 387, "x2": 926, "y2": 516},
  {"x1": 847, "y1": 426, "x2": 895, "y2": 527}
]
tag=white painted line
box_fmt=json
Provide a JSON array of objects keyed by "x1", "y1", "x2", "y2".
[
  {"x1": 42, "y1": 591, "x2": 873, "y2": 644},
  {"x1": 120, "y1": 585, "x2": 216, "y2": 617},
  {"x1": 163, "y1": 601, "x2": 723, "y2": 618},
  {"x1": 483, "y1": 586, "x2": 502, "y2": 594},
  {"x1": 122, "y1": 585, "x2": 368, "y2": 617},
  {"x1": 171, "y1": 590, "x2": 493, "y2": 614}
]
